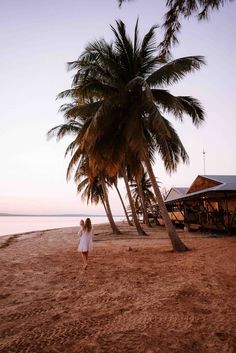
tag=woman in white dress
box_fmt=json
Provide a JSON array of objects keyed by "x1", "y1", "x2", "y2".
[{"x1": 78, "y1": 218, "x2": 93, "y2": 269}]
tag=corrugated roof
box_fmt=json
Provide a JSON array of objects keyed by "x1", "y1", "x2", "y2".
[
  {"x1": 216, "y1": 183, "x2": 236, "y2": 191},
  {"x1": 165, "y1": 187, "x2": 188, "y2": 202},
  {"x1": 165, "y1": 175, "x2": 236, "y2": 203},
  {"x1": 175, "y1": 187, "x2": 188, "y2": 194},
  {"x1": 200, "y1": 175, "x2": 236, "y2": 184}
]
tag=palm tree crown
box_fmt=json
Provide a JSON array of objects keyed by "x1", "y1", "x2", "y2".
[
  {"x1": 53, "y1": 20, "x2": 206, "y2": 250},
  {"x1": 59, "y1": 20, "x2": 205, "y2": 175}
]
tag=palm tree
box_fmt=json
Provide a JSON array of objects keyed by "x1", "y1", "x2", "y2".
[
  {"x1": 57, "y1": 97, "x2": 147, "y2": 236},
  {"x1": 47, "y1": 120, "x2": 122, "y2": 235},
  {"x1": 117, "y1": 149, "x2": 148, "y2": 234},
  {"x1": 118, "y1": 0, "x2": 232, "y2": 56},
  {"x1": 130, "y1": 171, "x2": 156, "y2": 226},
  {"x1": 75, "y1": 166, "x2": 122, "y2": 235},
  {"x1": 111, "y1": 176, "x2": 133, "y2": 226},
  {"x1": 99, "y1": 175, "x2": 122, "y2": 234},
  {"x1": 57, "y1": 20, "x2": 205, "y2": 251},
  {"x1": 131, "y1": 178, "x2": 150, "y2": 225},
  {"x1": 122, "y1": 164, "x2": 147, "y2": 235},
  {"x1": 125, "y1": 153, "x2": 152, "y2": 227},
  {"x1": 77, "y1": 176, "x2": 108, "y2": 212}
]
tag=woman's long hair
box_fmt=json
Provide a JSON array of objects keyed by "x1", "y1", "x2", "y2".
[{"x1": 84, "y1": 218, "x2": 92, "y2": 232}]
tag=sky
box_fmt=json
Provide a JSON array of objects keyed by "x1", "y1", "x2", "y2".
[{"x1": 0, "y1": 0, "x2": 236, "y2": 215}]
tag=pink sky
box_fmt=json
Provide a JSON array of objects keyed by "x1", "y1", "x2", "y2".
[{"x1": 0, "y1": 0, "x2": 235, "y2": 215}]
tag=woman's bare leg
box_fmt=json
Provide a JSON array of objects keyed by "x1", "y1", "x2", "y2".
[
  {"x1": 81, "y1": 252, "x2": 88, "y2": 269},
  {"x1": 81, "y1": 252, "x2": 87, "y2": 268}
]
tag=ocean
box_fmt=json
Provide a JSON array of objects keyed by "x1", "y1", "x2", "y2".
[{"x1": 0, "y1": 215, "x2": 124, "y2": 237}]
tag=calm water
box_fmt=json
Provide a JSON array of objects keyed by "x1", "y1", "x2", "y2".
[{"x1": 0, "y1": 216, "x2": 124, "y2": 237}]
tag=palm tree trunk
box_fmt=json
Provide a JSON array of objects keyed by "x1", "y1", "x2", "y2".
[
  {"x1": 114, "y1": 183, "x2": 133, "y2": 226},
  {"x1": 139, "y1": 193, "x2": 146, "y2": 223},
  {"x1": 100, "y1": 177, "x2": 121, "y2": 235},
  {"x1": 123, "y1": 168, "x2": 147, "y2": 236},
  {"x1": 150, "y1": 203, "x2": 159, "y2": 225},
  {"x1": 136, "y1": 178, "x2": 152, "y2": 227},
  {"x1": 99, "y1": 192, "x2": 109, "y2": 218},
  {"x1": 144, "y1": 156, "x2": 188, "y2": 251}
]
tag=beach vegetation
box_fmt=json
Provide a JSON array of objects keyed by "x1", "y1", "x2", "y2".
[
  {"x1": 48, "y1": 121, "x2": 122, "y2": 234},
  {"x1": 51, "y1": 19, "x2": 205, "y2": 251},
  {"x1": 130, "y1": 171, "x2": 156, "y2": 226},
  {"x1": 112, "y1": 177, "x2": 133, "y2": 226}
]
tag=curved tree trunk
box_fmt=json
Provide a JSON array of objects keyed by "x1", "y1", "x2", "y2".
[
  {"x1": 144, "y1": 156, "x2": 188, "y2": 251},
  {"x1": 136, "y1": 178, "x2": 152, "y2": 227},
  {"x1": 100, "y1": 177, "x2": 122, "y2": 235},
  {"x1": 99, "y1": 192, "x2": 109, "y2": 218},
  {"x1": 123, "y1": 168, "x2": 147, "y2": 236},
  {"x1": 114, "y1": 183, "x2": 133, "y2": 226}
]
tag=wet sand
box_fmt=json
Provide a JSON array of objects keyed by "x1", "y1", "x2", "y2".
[{"x1": 0, "y1": 223, "x2": 236, "y2": 353}]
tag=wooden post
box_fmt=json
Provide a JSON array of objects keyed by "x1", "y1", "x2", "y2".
[{"x1": 225, "y1": 192, "x2": 230, "y2": 230}]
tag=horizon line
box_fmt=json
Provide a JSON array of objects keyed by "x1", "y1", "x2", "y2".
[{"x1": 0, "y1": 213, "x2": 123, "y2": 217}]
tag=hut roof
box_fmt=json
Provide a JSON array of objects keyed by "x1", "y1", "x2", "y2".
[
  {"x1": 175, "y1": 187, "x2": 189, "y2": 194},
  {"x1": 165, "y1": 175, "x2": 236, "y2": 203},
  {"x1": 165, "y1": 187, "x2": 188, "y2": 202},
  {"x1": 199, "y1": 175, "x2": 236, "y2": 184}
]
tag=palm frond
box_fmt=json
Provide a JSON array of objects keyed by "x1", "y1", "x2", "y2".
[
  {"x1": 57, "y1": 88, "x2": 81, "y2": 100},
  {"x1": 159, "y1": 0, "x2": 229, "y2": 57},
  {"x1": 47, "y1": 121, "x2": 81, "y2": 141},
  {"x1": 150, "y1": 116, "x2": 189, "y2": 172},
  {"x1": 152, "y1": 89, "x2": 205, "y2": 125},
  {"x1": 111, "y1": 20, "x2": 134, "y2": 80},
  {"x1": 175, "y1": 95, "x2": 205, "y2": 126},
  {"x1": 140, "y1": 25, "x2": 158, "y2": 60},
  {"x1": 147, "y1": 56, "x2": 206, "y2": 87},
  {"x1": 66, "y1": 147, "x2": 84, "y2": 181},
  {"x1": 59, "y1": 101, "x2": 102, "y2": 120}
]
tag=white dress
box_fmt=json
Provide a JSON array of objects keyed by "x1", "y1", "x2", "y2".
[{"x1": 78, "y1": 227, "x2": 93, "y2": 252}]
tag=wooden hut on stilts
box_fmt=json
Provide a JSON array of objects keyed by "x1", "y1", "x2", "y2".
[{"x1": 164, "y1": 175, "x2": 236, "y2": 232}]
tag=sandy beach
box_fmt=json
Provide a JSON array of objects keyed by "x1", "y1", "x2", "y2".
[{"x1": 0, "y1": 223, "x2": 236, "y2": 353}]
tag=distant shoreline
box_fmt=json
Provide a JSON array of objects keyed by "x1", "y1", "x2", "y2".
[
  {"x1": 0, "y1": 214, "x2": 122, "y2": 217},
  {"x1": 0, "y1": 215, "x2": 124, "y2": 237}
]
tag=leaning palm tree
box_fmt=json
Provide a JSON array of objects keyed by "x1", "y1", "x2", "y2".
[
  {"x1": 77, "y1": 176, "x2": 107, "y2": 212},
  {"x1": 109, "y1": 176, "x2": 133, "y2": 226},
  {"x1": 58, "y1": 20, "x2": 205, "y2": 251},
  {"x1": 125, "y1": 152, "x2": 152, "y2": 227},
  {"x1": 48, "y1": 120, "x2": 122, "y2": 234},
  {"x1": 73, "y1": 155, "x2": 122, "y2": 235},
  {"x1": 77, "y1": 174, "x2": 122, "y2": 235},
  {"x1": 56, "y1": 98, "x2": 146, "y2": 235},
  {"x1": 122, "y1": 163, "x2": 147, "y2": 235}
]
